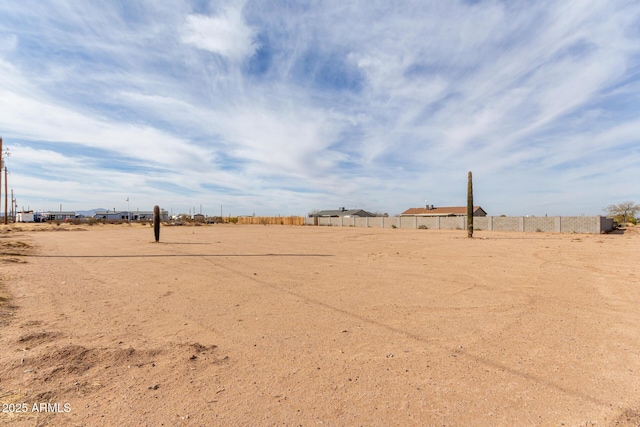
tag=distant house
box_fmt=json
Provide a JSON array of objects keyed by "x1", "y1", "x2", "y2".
[
  {"x1": 93, "y1": 210, "x2": 156, "y2": 221},
  {"x1": 401, "y1": 205, "x2": 487, "y2": 217},
  {"x1": 16, "y1": 211, "x2": 35, "y2": 223},
  {"x1": 42, "y1": 211, "x2": 77, "y2": 221},
  {"x1": 309, "y1": 207, "x2": 376, "y2": 218}
]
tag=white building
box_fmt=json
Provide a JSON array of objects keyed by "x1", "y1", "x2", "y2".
[
  {"x1": 16, "y1": 211, "x2": 35, "y2": 222},
  {"x1": 42, "y1": 211, "x2": 77, "y2": 221},
  {"x1": 93, "y1": 210, "x2": 163, "y2": 221}
]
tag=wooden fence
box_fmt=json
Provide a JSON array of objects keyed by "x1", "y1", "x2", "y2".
[{"x1": 235, "y1": 216, "x2": 306, "y2": 225}]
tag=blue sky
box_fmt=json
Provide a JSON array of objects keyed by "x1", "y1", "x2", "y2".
[{"x1": 1, "y1": 0, "x2": 639, "y2": 217}]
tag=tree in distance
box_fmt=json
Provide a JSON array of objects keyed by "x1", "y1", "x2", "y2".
[{"x1": 605, "y1": 201, "x2": 639, "y2": 225}]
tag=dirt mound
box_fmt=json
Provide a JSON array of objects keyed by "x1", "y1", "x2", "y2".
[
  {"x1": 0, "y1": 240, "x2": 33, "y2": 256},
  {"x1": 0, "y1": 338, "x2": 225, "y2": 426},
  {"x1": 612, "y1": 407, "x2": 640, "y2": 426},
  {"x1": 0, "y1": 280, "x2": 15, "y2": 328},
  {"x1": 18, "y1": 330, "x2": 61, "y2": 347},
  {"x1": 0, "y1": 257, "x2": 28, "y2": 264}
]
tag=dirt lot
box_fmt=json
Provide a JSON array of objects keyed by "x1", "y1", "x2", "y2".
[{"x1": 0, "y1": 223, "x2": 639, "y2": 426}]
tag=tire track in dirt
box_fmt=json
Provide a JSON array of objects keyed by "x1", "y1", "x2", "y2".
[
  {"x1": 191, "y1": 248, "x2": 609, "y2": 407},
  {"x1": 532, "y1": 246, "x2": 634, "y2": 279}
]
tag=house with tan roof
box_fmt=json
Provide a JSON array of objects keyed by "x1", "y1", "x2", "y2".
[{"x1": 401, "y1": 205, "x2": 487, "y2": 217}]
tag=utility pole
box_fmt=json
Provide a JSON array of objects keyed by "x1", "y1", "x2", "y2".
[
  {"x1": 0, "y1": 139, "x2": 10, "y2": 224},
  {"x1": 4, "y1": 165, "x2": 7, "y2": 224}
]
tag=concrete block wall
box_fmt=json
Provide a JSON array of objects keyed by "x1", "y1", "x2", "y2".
[
  {"x1": 354, "y1": 217, "x2": 368, "y2": 227},
  {"x1": 559, "y1": 216, "x2": 599, "y2": 234},
  {"x1": 439, "y1": 216, "x2": 465, "y2": 230},
  {"x1": 473, "y1": 217, "x2": 489, "y2": 230},
  {"x1": 367, "y1": 217, "x2": 384, "y2": 227},
  {"x1": 400, "y1": 216, "x2": 417, "y2": 229},
  {"x1": 383, "y1": 217, "x2": 400, "y2": 228},
  {"x1": 416, "y1": 217, "x2": 439, "y2": 229},
  {"x1": 523, "y1": 217, "x2": 556, "y2": 232},
  {"x1": 491, "y1": 216, "x2": 521, "y2": 232},
  {"x1": 311, "y1": 215, "x2": 611, "y2": 234},
  {"x1": 601, "y1": 217, "x2": 614, "y2": 232}
]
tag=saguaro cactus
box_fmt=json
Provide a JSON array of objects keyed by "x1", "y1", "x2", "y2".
[
  {"x1": 467, "y1": 171, "x2": 473, "y2": 238},
  {"x1": 153, "y1": 205, "x2": 160, "y2": 242}
]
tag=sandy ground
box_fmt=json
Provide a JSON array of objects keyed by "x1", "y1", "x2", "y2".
[{"x1": 0, "y1": 223, "x2": 639, "y2": 426}]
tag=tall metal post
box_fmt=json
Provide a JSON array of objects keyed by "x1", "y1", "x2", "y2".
[{"x1": 4, "y1": 166, "x2": 7, "y2": 224}]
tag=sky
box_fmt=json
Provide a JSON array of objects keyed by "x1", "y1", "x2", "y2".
[{"x1": 0, "y1": 0, "x2": 639, "y2": 217}]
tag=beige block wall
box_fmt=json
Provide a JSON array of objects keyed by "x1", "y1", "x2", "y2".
[
  {"x1": 559, "y1": 216, "x2": 599, "y2": 234},
  {"x1": 313, "y1": 215, "x2": 609, "y2": 233},
  {"x1": 417, "y1": 217, "x2": 440, "y2": 229},
  {"x1": 354, "y1": 217, "x2": 369, "y2": 227},
  {"x1": 368, "y1": 217, "x2": 384, "y2": 228},
  {"x1": 523, "y1": 217, "x2": 556, "y2": 232},
  {"x1": 439, "y1": 216, "x2": 465, "y2": 230},
  {"x1": 400, "y1": 216, "x2": 417, "y2": 229},
  {"x1": 473, "y1": 217, "x2": 488, "y2": 230},
  {"x1": 383, "y1": 217, "x2": 400, "y2": 228},
  {"x1": 492, "y1": 216, "x2": 520, "y2": 232}
]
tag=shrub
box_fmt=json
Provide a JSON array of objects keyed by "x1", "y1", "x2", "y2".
[
  {"x1": 418, "y1": 225, "x2": 428, "y2": 229},
  {"x1": 86, "y1": 217, "x2": 100, "y2": 226}
]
